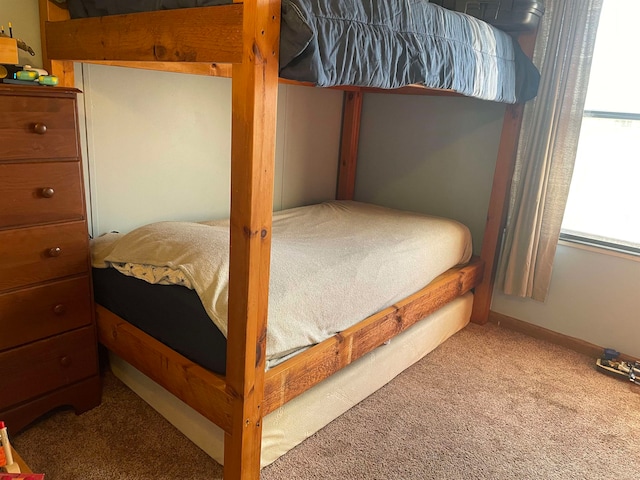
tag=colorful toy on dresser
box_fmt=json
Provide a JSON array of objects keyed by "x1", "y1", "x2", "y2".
[{"x1": 0, "y1": 67, "x2": 59, "y2": 86}]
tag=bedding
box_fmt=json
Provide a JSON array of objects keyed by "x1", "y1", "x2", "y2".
[
  {"x1": 92, "y1": 266, "x2": 228, "y2": 374},
  {"x1": 91, "y1": 201, "x2": 473, "y2": 369},
  {"x1": 65, "y1": 0, "x2": 540, "y2": 102},
  {"x1": 109, "y1": 292, "x2": 474, "y2": 467}
]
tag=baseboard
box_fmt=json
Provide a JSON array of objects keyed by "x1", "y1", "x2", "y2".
[{"x1": 488, "y1": 310, "x2": 639, "y2": 363}]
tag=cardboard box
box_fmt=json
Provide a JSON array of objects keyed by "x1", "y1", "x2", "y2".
[{"x1": 0, "y1": 37, "x2": 19, "y2": 65}]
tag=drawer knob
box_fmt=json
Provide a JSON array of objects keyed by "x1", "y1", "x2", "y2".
[
  {"x1": 33, "y1": 123, "x2": 48, "y2": 135},
  {"x1": 53, "y1": 304, "x2": 67, "y2": 315},
  {"x1": 41, "y1": 187, "x2": 56, "y2": 198},
  {"x1": 47, "y1": 247, "x2": 63, "y2": 257},
  {"x1": 60, "y1": 356, "x2": 71, "y2": 367}
]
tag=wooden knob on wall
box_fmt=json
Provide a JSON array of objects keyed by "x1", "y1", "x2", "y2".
[
  {"x1": 47, "y1": 247, "x2": 63, "y2": 257},
  {"x1": 33, "y1": 123, "x2": 47, "y2": 134},
  {"x1": 41, "y1": 187, "x2": 55, "y2": 198},
  {"x1": 59, "y1": 356, "x2": 71, "y2": 367}
]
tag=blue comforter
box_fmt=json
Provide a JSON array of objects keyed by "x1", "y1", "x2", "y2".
[{"x1": 67, "y1": 0, "x2": 540, "y2": 103}]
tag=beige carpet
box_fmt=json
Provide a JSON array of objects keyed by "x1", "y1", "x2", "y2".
[{"x1": 12, "y1": 322, "x2": 640, "y2": 479}]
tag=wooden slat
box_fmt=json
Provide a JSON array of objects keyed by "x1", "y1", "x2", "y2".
[
  {"x1": 263, "y1": 257, "x2": 484, "y2": 414},
  {"x1": 489, "y1": 310, "x2": 640, "y2": 364},
  {"x1": 87, "y1": 61, "x2": 234, "y2": 78},
  {"x1": 336, "y1": 90, "x2": 363, "y2": 200},
  {"x1": 95, "y1": 305, "x2": 233, "y2": 433},
  {"x1": 43, "y1": 5, "x2": 243, "y2": 64},
  {"x1": 223, "y1": 0, "x2": 281, "y2": 478},
  {"x1": 38, "y1": 0, "x2": 74, "y2": 86}
]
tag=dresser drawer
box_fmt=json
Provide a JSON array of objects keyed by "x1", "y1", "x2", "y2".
[
  {"x1": 0, "y1": 221, "x2": 89, "y2": 291},
  {"x1": 0, "y1": 161, "x2": 85, "y2": 228},
  {"x1": 0, "y1": 327, "x2": 98, "y2": 410},
  {"x1": 0, "y1": 276, "x2": 93, "y2": 351},
  {"x1": 0, "y1": 95, "x2": 78, "y2": 161}
]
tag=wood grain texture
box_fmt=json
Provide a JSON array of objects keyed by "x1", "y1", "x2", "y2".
[
  {"x1": 336, "y1": 90, "x2": 363, "y2": 201},
  {"x1": 0, "y1": 375, "x2": 101, "y2": 434},
  {"x1": 471, "y1": 103, "x2": 525, "y2": 324},
  {"x1": 0, "y1": 276, "x2": 92, "y2": 351},
  {"x1": 263, "y1": 258, "x2": 484, "y2": 414},
  {"x1": 86, "y1": 61, "x2": 234, "y2": 78},
  {"x1": 0, "y1": 94, "x2": 79, "y2": 162},
  {"x1": 38, "y1": 0, "x2": 74, "y2": 86},
  {"x1": 224, "y1": 1, "x2": 281, "y2": 478},
  {"x1": 96, "y1": 305, "x2": 234, "y2": 433},
  {"x1": 0, "y1": 221, "x2": 89, "y2": 291},
  {"x1": 43, "y1": 5, "x2": 243, "y2": 65},
  {"x1": 0, "y1": 37, "x2": 18, "y2": 64},
  {"x1": 0, "y1": 162, "x2": 84, "y2": 227},
  {"x1": 0, "y1": 84, "x2": 99, "y2": 433},
  {"x1": 0, "y1": 327, "x2": 98, "y2": 410}
]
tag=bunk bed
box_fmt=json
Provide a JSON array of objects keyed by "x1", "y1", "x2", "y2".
[{"x1": 38, "y1": 1, "x2": 541, "y2": 479}]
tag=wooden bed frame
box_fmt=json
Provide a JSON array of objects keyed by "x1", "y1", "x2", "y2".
[{"x1": 38, "y1": 1, "x2": 537, "y2": 478}]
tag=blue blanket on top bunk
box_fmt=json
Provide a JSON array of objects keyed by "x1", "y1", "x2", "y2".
[{"x1": 66, "y1": 0, "x2": 540, "y2": 103}]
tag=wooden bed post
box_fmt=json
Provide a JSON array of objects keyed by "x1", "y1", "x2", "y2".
[
  {"x1": 225, "y1": 0, "x2": 280, "y2": 478},
  {"x1": 336, "y1": 90, "x2": 364, "y2": 200},
  {"x1": 471, "y1": 29, "x2": 538, "y2": 325},
  {"x1": 38, "y1": 0, "x2": 74, "y2": 87}
]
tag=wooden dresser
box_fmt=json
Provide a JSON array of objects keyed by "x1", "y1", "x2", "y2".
[{"x1": 0, "y1": 84, "x2": 101, "y2": 432}]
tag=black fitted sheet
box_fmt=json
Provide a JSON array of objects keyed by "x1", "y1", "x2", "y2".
[{"x1": 92, "y1": 267, "x2": 227, "y2": 375}]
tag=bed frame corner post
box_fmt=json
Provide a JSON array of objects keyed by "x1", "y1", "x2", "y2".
[
  {"x1": 336, "y1": 89, "x2": 364, "y2": 201},
  {"x1": 225, "y1": 1, "x2": 281, "y2": 479},
  {"x1": 471, "y1": 29, "x2": 538, "y2": 325},
  {"x1": 38, "y1": 0, "x2": 75, "y2": 87},
  {"x1": 471, "y1": 102, "x2": 525, "y2": 325}
]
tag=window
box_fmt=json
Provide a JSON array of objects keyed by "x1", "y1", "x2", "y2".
[{"x1": 560, "y1": 0, "x2": 640, "y2": 255}]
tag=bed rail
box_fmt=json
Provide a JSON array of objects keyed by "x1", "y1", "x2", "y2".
[
  {"x1": 96, "y1": 307, "x2": 234, "y2": 432},
  {"x1": 38, "y1": 0, "x2": 480, "y2": 95},
  {"x1": 95, "y1": 257, "x2": 483, "y2": 427},
  {"x1": 263, "y1": 257, "x2": 484, "y2": 413},
  {"x1": 43, "y1": 5, "x2": 243, "y2": 64}
]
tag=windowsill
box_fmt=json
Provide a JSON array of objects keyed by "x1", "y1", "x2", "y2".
[{"x1": 558, "y1": 238, "x2": 640, "y2": 263}]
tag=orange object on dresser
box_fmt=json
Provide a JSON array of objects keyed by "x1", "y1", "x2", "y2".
[{"x1": 0, "y1": 37, "x2": 19, "y2": 65}]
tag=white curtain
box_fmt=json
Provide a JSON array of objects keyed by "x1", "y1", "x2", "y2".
[{"x1": 499, "y1": 0, "x2": 604, "y2": 301}]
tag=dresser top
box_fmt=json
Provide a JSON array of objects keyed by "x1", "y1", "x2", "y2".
[{"x1": 0, "y1": 84, "x2": 80, "y2": 98}]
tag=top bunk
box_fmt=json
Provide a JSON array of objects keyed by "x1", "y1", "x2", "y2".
[{"x1": 41, "y1": 0, "x2": 541, "y2": 103}]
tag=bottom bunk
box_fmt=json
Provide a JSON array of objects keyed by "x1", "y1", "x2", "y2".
[
  {"x1": 90, "y1": 201, "x2": 483, "y2": 466},
  {"x1": 106, "y1": 292, "x2": 473, "y2": 467}
]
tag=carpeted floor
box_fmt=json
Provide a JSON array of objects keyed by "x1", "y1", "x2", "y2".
[{"x1": 12, "y1": 322, "x2": 640, "y2": 479}]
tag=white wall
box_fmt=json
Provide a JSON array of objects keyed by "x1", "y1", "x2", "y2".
[
  {"x1": 356, "y1": 94, "x2": 640, "y2": 359},
  {"x1": 493, "y1": 245, "x2": 640, "y2": 358},
  {"x1": 1, "y1": 0, "x2": 43, "y2": 68},
  {"x1": 355, "y1": 93, "x2": 505, "y2": 255},
  {"x1": 79, "y1": 64, "x2": 343, "y2": 236}
]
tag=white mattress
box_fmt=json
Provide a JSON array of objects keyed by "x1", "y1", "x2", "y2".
[
  {"x1": 93, "y1": 201, "x2": 473, "y2": 367},
  {"x1": 109, "y1": 292, "x2": 473, "y2": 467}
]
